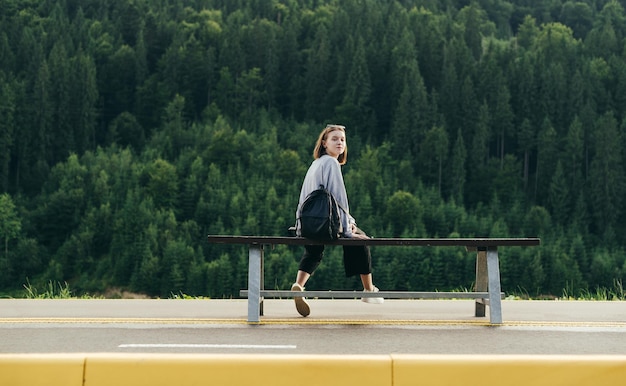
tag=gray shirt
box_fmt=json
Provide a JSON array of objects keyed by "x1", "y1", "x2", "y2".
[{"x1": 295, "y1": 155, "x2": 355, "y2": 237}]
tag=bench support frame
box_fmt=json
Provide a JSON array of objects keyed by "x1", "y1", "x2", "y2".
[
  {"x1": 244, "y1": 244, "x2": 504, "y2": 324},
  {"x1": 247, "y1": 245, "x2": 263, "y2": 323},
  {"x1": 473, "y1": 247, "x2": 502, "y2": 323}
]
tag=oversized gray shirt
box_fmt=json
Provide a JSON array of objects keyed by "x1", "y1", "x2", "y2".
[{"x1": 295, "y1": 155, "x2": 355, "y2": 237}]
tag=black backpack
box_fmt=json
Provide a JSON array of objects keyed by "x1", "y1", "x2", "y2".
[{"x1": 298, "y1": 185, "x2": 344, "y2": 240}]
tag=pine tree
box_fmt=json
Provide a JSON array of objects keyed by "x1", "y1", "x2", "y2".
[
  {"x1": 548, "y1": 161, "x2": 569, "y2": 226},
  {"x1": 70, "y1": 50, "x2": 98, "y2": 154},
  {"x1": 48, "y1": 41, "x2": 74, "y2": 164},
  {"x1": 589, "y1": 112, "x2": 624, "y2": 240},
  {"x1": 564, "y1": 117, "x2": 585, "y2": 218},
  {"x1": 535, "y1": 118, "x2": 558, "y2": 204},
  {"x1": 492, "y1": 84, "x2": 514, "y2": 167},
  {"x1": 517, "y1": 118, "x2": 534, "y2": 191},
  {"x1": 448, "y1": 128, "x2": 467, "y2": 204},
  {"x1": 305, "y1": 24, "x2": 333, "y2": 121},
  {"x1": 0, "y1": 74, "x2": 14, "y2": 192},
  {"x1": 390, "y1": 28, "x2": 429, "y2": 162},
  {"x1": 466, "y1": 102, "x2": 490, "y2": 206},
  {"x1": 421, "y1": 125, "x2": 449, "y2": 194},
  {"x1": 0, "y1": 193, "x2": 21, "y2": 258},
  {"x1": 335, "y1": 36, "x2": 375, "y2": 146}
]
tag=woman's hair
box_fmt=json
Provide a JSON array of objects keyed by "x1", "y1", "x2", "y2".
[{"x1": 313, "y1": 124, "x2": 348, "y2": 165}]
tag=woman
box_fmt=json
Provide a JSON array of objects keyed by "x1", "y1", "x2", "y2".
[{"x1": 292, "y1": 124, "x2": 383, "y2": 317}]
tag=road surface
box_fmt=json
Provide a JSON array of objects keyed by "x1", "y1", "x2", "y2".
[{"x1": 1, "y1": 299, "x2": 624, "y2": 354}]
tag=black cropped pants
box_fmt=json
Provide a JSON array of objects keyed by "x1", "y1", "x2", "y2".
[{"x1": 298, "y1": 244, "x2": 372, "y2": 277}]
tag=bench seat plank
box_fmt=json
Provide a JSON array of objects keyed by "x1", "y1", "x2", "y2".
[{"x1": 207, "y1": 235, "x2": 540, "y2": 247}]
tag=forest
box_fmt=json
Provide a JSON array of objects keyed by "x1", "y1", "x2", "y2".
[{"x1": 1, "y1": 0, "x2": 626, "y2": 299}]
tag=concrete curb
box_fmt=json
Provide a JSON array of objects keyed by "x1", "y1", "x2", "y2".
[{"x1": 2, "y1": 353, "x2": 626, "y2": 386}]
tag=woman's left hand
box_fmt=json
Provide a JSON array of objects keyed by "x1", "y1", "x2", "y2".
[{"x1": 351, "y1": 224, "x2": 370, "y2": 239}]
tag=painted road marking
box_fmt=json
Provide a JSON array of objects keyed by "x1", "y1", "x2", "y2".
[
  {"x1": 118, "y1": 343, "x2": 296, "y2": 349},
  {"x1": 0, "y1": 318, "x2": 246, "y2": 324},
  {"x1": 0, "y1": 318, "x2": 625, "y2": 329}
]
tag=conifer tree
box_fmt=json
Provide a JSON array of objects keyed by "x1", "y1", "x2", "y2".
[{"x1": 0, "y1": 75, "x2": 14, "y2": 192}]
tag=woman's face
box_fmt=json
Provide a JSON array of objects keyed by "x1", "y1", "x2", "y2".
[{"x1": 323, "y1": 129, "x2": 346, "y2": 159}]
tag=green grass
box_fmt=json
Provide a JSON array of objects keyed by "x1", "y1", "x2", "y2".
[
  {"x1": 569, "y1": 280, "x2": 624, "y2": 301},
  {"x1": 506, "y1": 280, "x2": 625, "y2": 301},
  {"x1": 8, "y1": 280, "x2": 626, "y2": 301},
  {"x1": 22, "y1": 279, "x2": 102, "y2": 299},
  {"x1": 168, "y1": 291, "x2": 210, "y2": 300}
]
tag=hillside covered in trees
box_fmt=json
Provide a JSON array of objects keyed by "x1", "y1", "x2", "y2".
[{"x1": 1, "y1": 0, "x2": 626, "y2": 298}]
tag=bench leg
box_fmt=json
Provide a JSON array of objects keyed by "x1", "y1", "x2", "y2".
[
  {"x1": 475, "y1": 249, "x2": 487, "y2": 317},
  {"x1": 247, "y1": 245, "x2": 263, "y2": 323},
  {"x1": 486, "y1": 246, "x2": 503, "y2": 324}
]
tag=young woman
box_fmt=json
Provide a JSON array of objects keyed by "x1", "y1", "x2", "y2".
[{"x1": 292, "y1": 124, "x2": 383, "y2": 317}]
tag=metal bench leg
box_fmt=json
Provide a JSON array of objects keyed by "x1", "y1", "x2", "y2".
[
  {"x1": 486, "y1": 246, "x2": 503, "y2": 324},
  {"x1": 247, "y1": 245, "x2": 263, "y2": 323},
  {"x1": 475, "y1": 249, "x2": 487, "y2": 317}
]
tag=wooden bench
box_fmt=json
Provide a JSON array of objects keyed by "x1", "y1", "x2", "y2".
[{"x1": 206, "y1": 235, "x2": 541, "y2": 324}]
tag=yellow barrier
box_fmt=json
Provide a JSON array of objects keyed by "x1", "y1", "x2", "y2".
[
  {"x1": 85, "y1": 354, "x2": 391, "y2": 386},
  {"x1": 392, "y1": 355, "x2": 626, "y2": 386},
  {"x1": 0, "y1": 354, "x2": 84, "y2": 386},
  {"x1": 1, "y1": 354, "x2": 626, "y2": 386}
]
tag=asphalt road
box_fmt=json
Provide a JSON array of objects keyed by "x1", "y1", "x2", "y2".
[{"x1": 1, "y1": 299, "x2": 625, "y2": 355}]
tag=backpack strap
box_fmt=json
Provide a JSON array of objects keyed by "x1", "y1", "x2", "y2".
[
  {"x1": 319, "y1": 184, "x2": 348, "y2": 219},
  {"x1": 319, "y1": 184, "x2": 348, "y2": 214}
]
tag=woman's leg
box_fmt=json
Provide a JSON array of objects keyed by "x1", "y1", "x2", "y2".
[
  {"x1": 360, "y1": 273, "x2": 375, "y2": 291},
  {"x1": 295, "y1": 270, "x2": 310, "y2": 288},
  {"x1": 292, "y1": 245, "x2": 324, "y2": 317},
  {"x1": 296, "y1": 245, "x2": 324, "y2": 285},
  {"x1": 343, "y1": 245, "x2": 383, "y2": 303},
  {"x1": 342, "y1": 245, "x2": 372, "y2": 279}
]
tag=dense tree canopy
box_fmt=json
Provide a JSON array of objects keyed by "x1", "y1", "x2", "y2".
[{"x1": 1, "y1": 0, "x2": 626, "y2": 298}]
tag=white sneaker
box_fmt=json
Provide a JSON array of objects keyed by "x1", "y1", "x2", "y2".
[
  {"x1": 291, "y1": 283, "x2": 310, "y2": 317},
  {"x1": 362, "y1": 286, "x2": 384, "y2": 304}
]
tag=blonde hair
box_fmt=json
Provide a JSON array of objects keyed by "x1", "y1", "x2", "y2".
[{"x1": 313, "y1": 124, "x2": 347, "y2": 165}]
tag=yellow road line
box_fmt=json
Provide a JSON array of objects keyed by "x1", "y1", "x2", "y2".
[
  {"x1": 0, "y1": 318, "x2": 247, "y2": 325},
  {"x1": 0, "y1": 318, "x2": 624, "y2": 328}
]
